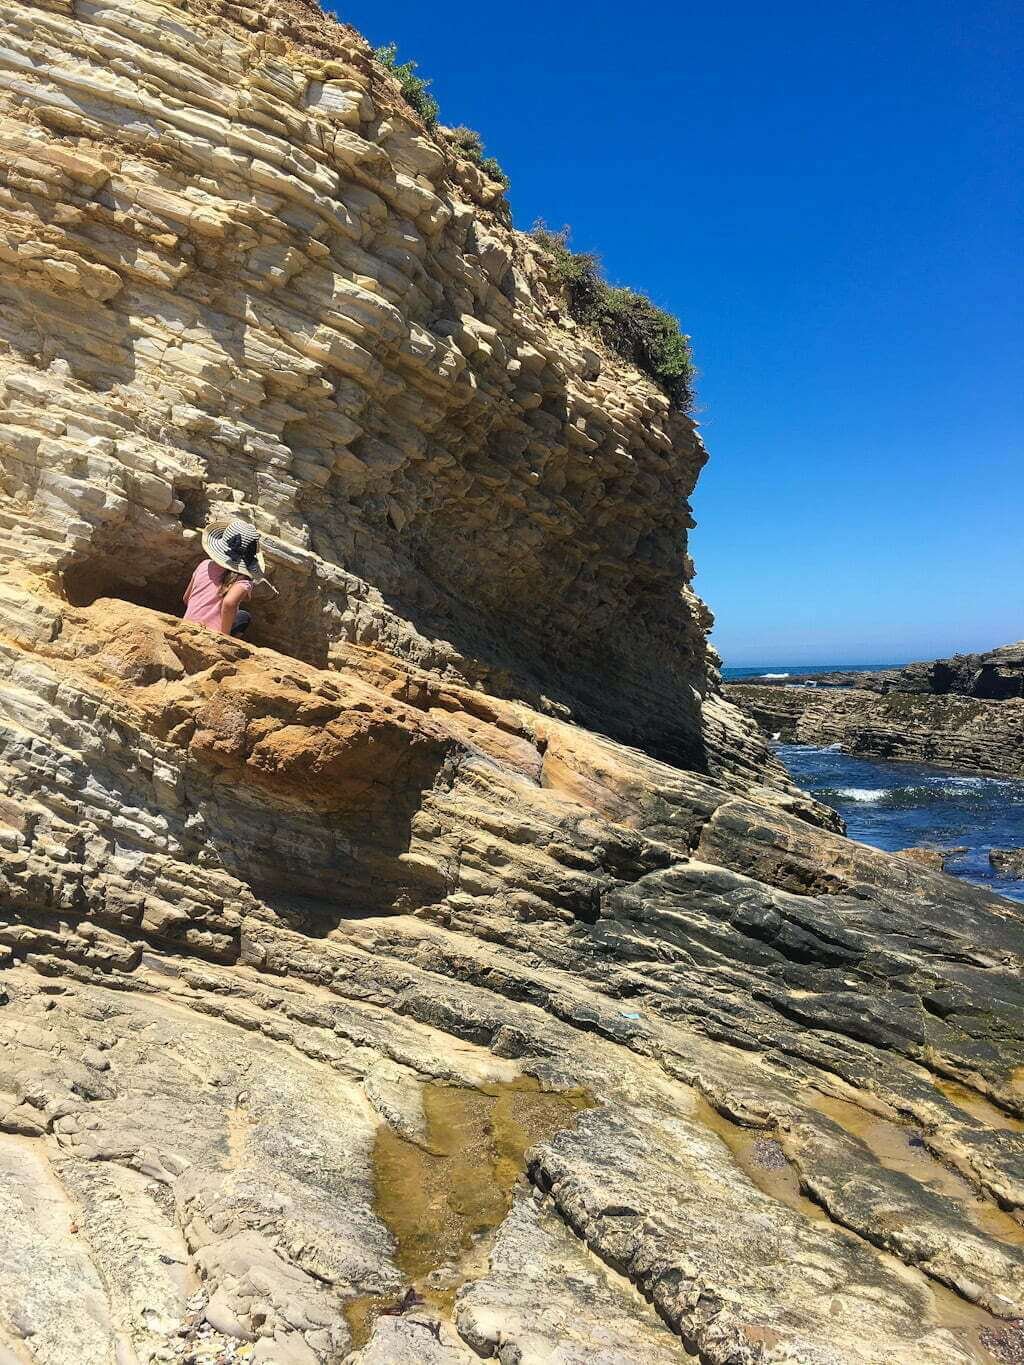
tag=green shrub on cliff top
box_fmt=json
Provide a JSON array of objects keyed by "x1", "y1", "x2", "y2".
[
  {"x1": 373, "y1": 52, "x2": 511, "y2": 194},
  {"x1": 531, "y1": 224, "x2": 696, "y2": 413},
  {"x1": 374, "y1": 42, "x2": 440, "y2": 129},
  {"x1": 447, "y1": 126, "x2": 511, "y2": 191},
  {"x1": 446, "y1": 125, "x2": 484, "y2": 160}
]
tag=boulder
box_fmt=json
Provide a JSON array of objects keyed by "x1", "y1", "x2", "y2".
[{"x1": 990, "y1": 848, "x2": 1024, "y2": 877}]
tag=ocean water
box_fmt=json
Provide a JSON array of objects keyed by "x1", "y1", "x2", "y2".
[
  {"x1": 722, "y1": 663, "x2": 901, "y2": 681},
  {"x1": 720, "y1": 662, "x2": 1024, "y2": 904},
  {"x1": 777, "y1": 744, "x2": 1024, "y2": 904}
]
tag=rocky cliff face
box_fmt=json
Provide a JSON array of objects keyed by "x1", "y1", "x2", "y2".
[
  {"x1": 0, "y1": 0, "x2": 784, "y2": 782},
  {"x1": 1, "y1": 4, "x2": 1024, "y2": 1364}
]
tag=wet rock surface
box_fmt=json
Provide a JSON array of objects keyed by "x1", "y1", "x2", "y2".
[
  {"x1": 0, "y1": 2, "x2": 1022, "y2": 1362},
  {"x1": 992, "y1": 850, "x2": 1024, "y2": 878},
  {"x1": 896, "y1": 846, "x2": 968, "y2": 871}
]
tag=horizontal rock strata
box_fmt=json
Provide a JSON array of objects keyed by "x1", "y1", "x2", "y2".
[
  {"x1": 783, "y1": 643, "x2": 1024, "y2": 701},
  {"x1": 728, "y1": 681, "x2": 1024, "y2": 778},
  {"x1": 0, "y1": 3, "x2": 1023, "y2": 1364},
  {"x1": 0, "y1": 0, "x2": 791, "y2": 781}
]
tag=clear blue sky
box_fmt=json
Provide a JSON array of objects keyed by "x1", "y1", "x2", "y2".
[{"x1": 334, "y1": 0, "x2": 1021, "y2": 666}]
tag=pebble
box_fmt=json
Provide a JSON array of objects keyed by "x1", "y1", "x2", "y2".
[
  {"x1": 750, "y1": 1137, "x2": 788, "y2": 1171},
  {"x1": 981, "y1": 1322, "x2": 1024, "y2": 1365}
]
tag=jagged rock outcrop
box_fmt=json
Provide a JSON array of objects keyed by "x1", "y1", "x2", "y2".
[
  {"x1": 728, "y1": 677, "x2": 1024, "y2": 778},
  {"x1": 896, "y1": 846, "x2": 967, "y2": 871},
  {"x1": 1, "y1": 4, "x2": 1023, "y2": 1364},
  {"x1": 991, "y1": 849, "x2": 1024, "y2": 878},
  {"x1": 780, "y1": 644, "x2": 1024, "y2": 701}
]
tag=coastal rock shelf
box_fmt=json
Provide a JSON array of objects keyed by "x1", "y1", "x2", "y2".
[
  {"x1": 728, "y1": 651, "x2": 1024, "y2": 779},
  {"x1": 0, "y1": 3, "x2": 1023, "y2": 1363}
]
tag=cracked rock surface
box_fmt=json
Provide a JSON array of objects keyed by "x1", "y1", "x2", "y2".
[{"x1": 0, "y1": 2, "x2": 1023, "y2": 1362}]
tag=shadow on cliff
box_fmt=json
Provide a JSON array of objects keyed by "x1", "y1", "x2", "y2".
[
  {"x1": 298, "y1": 337, "x2": 712, "y2": 776},
  {"x1": 194, "y1": 778, "x2": 452, "y2": 935}
]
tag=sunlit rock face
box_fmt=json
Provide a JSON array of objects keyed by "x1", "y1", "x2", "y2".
[
  {"x1": 1, "y1": 4, "x2": 1023, "y2": 1364},
  {"x1": 0, "y1": 0, "x2": 785, "y2": 779}
]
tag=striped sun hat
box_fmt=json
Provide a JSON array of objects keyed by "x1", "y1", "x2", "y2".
[{"x1": 201, "y1": 519, "x2": 266, "y2": 582}]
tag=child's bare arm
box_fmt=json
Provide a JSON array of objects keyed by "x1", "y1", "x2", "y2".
[{"x1": 220, "y1": 582, "x2": 249, "y2": 634}]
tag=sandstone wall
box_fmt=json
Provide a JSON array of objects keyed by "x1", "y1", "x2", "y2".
[{"x1": 0, "y1": 0, "x2": 777, "y2": 776}]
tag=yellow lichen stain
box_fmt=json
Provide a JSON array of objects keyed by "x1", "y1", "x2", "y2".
[
  {"x1": 344, "y1": 1076, "x2": 593, "y2": 1350},
  {"x1": 935, "y1": 1078, "x2": 1024, "y2": 1134},
  {"x1": 809, "y1": 1091, "x2": 1024, "y2": 1249}
]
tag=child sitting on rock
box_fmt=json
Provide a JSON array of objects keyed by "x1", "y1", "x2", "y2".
[{"x1": 183, "y1": 519, "x2": 265, "y2": 637}]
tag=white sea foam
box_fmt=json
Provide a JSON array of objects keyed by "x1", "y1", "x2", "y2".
[
  {"x1": 759, "y1": 672, "x2": 791, "y2": 679},
  {"x1": 832, "y1": 787, "x2": 891, "y2": 803},
  {"x1": 940, "y1": 775, "x2": 1012, "y2": 790}
]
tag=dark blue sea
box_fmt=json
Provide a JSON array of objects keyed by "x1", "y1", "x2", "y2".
[
  {"x1": 722, "y1": 665, "x2": 1024, "y2": 904},
  {"x1": 722, "y1": 664, "x2": 900, "y2": 682}
]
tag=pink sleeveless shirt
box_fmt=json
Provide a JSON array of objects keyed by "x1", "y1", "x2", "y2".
[{"x1": 183, "y1": 560, "x2": 251, "y2": 632}]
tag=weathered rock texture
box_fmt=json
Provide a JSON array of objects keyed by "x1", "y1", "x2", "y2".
[
  {"x1": 1, "y1": 4, "x2": 1024, "y2": 1365},
  {"x1": 785, "y1": 644, "x2": 1024, "y2": 701},
  {"x1": 991, "y1": 849, "x2": 1024, "y2": 878},
  {"x1": 0, "y1": 0, "x2": 792, "y2": 783},
  {"x1": 728, "y1": 681, "x2": 1024, "y2": 778},
  {"x1": 728, "y1": 645, "x2": 1024, "y2": 779}
]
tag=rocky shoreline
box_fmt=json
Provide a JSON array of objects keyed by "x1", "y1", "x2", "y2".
[
  {"x1": 756, "y1": 643, "x2": 1024, "y2": 699},
  {"x1": 727, "y1": 644, "x2": 1024, "y2": 778},
  {"x1": 0, "y1": 3, "x2": 1022, "y2": 1363}
]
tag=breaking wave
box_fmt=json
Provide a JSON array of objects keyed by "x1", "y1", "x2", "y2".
[
  {"x1": 817, "y1": 787, "x2": 890, "y2": 803},
  {"x1": 775, "y1": 743, "x2": 1024, "y2": 902},
  {"x1": 813, "y1": 781, "x2": 1021, "y2": 810}
]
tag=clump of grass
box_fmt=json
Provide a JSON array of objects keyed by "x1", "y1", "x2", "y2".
[
  {"x1": 446, "y1": 125, "x2": 484, "y2": 160},
  {"x1": 374, "y1": 42, "x2": 440, "y2": 129},
  {"x1": 531, "y1": 224, "x2": 695, "y2": 412},
  {"x1": 446, "y1": 125, "x2": 510, "y2": 191},
  {"x1": 372, "y1": 48, "x2": 511, "y2": 195}
]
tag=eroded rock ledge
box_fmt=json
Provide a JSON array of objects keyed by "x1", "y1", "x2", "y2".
[
  {"x1": 0, "y1": 0, "x2": 784, "y2": 778},
  {"x1": 0, "y1": 3, "x2": 1023, "y2": 1363},
  {"x1": 2, "y1": 589, "x2": 1023, "y2": 1364},
  {"x1": 731, "y1": 671, "x2": 1024, "y2": 780}
]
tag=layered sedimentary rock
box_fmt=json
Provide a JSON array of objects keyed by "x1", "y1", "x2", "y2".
[
  {"x1": 728, "y1": 679, "x2": 1024, "y2": 778},
  {"x1": 992, "y1": 849, "x2": 1024, "y2": 878},
  {"x1": 1, "y1": 4, "x2": 1024, "y2": 1365},
  {"x1": 786, "y1": 644, "x2": 1024, "y2": 701},
  {"x1": 0, "y1": 0, "x2": 785, "y2": 781}
]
